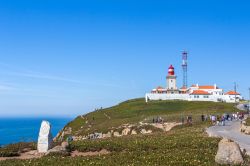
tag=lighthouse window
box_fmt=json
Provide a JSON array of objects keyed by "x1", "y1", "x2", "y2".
[{"x1": 171, "y1": 80, "x2": 173, "y2": 82}]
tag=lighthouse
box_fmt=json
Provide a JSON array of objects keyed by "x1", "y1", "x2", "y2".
[{"x1": 166, "y1": 65, "x2": 178, "y2": 94}]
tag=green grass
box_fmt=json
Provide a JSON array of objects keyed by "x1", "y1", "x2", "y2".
[
  {"x1": 0, "y1": 142, "x2": 36, "y2": 157},
  {"x1": 0, "y1": 99, "x2": 244, "y2": 165},
  {"x1": 59, "y1": 99, "x2": 236, "y2": 138},
  {"x1": 245, "y1": 117, "x2": 250, "y2": 126},
  {"x1": 2, "y1": 123, "x2": 249, "y2": 166},
  {"x1": 0, "y1": 123, "x2": 221, "y2": 166}
]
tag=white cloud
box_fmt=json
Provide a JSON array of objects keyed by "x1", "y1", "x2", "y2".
[
  {"x1": 0, "y1": 61, "x2": 125, "y2": 88},
  {"x1": 2, "y1": 71, "x2": 124, "y2": 88}
]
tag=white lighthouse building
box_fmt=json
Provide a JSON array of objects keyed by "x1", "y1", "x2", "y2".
[
  {"x1": 145, "y1": 64, "x2": 242, "y2": 103},
  {"x1": 166, "y1": 65, "x2": 178, "y2": 94}
]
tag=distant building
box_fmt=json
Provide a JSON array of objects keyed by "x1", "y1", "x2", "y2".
[{"x1": 145, "y1": 65, "x2": 242, "y2": 103}]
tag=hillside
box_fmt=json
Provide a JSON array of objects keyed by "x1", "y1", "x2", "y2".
[
  {"x1": 2, "y1": 99, "x2": 249, "y2": 166},
  {"x1": 57, "y1": 98, "x2": 236, "y2": 140}
]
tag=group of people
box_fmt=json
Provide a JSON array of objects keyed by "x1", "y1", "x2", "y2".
[
  {"x1": 152, "y1": 116, "x2": 164, "y2": 123},
  {"x1": 204, "y1": 112, "x2": 246, "y2": 126},
  {"x1": 181, "y1": 116, "x2": 193, "y2": 125},
  {"x1": 151, "y1": 112, "x2": 246, "y2": 126}
]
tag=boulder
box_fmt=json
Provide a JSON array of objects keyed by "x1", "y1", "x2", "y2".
[
  {"x1": 140, "y1": 129, "x2": 152, "y2": 134},
  {"x1": 113, "y1": 132, "x2": 121, "y2": 137},
  {"x1": 215, "y1": 138, "x2": 244, "y2": 165},
  {"x1": 131, "y1": 130, "x2": 137, "y2": 135},
  {"x1": 45, "y1": 146, "x2": 68, "y2": 156},
  {"x1": 37, "y1": 121, "x2": 53, "y2": 153},
  {"x1": 240, "y1": 123, "x2": 250, "y2": 135},
  {"x1": 122, "y1": 128, "x2": 131, "y2": 136},
  {"x1": 103, "y1": 132, "x2": 112, "y2": 138},
  {"x1": 61, "y1": 142, "x2": 69, "y2": 149}
]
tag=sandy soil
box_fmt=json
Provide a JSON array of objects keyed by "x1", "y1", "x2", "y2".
[{"x1": 0, "y1": 150, "x2": 42, "y2": 161}]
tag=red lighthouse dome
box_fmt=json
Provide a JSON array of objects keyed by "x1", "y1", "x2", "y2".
[{"x1": 168, "y1": 65, "x2": 175, "y2": 76}]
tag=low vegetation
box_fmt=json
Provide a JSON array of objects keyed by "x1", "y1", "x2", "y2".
[
  {"x1": 58, "y1": 99, "x2": 236, "y2": 139},
  {"x1": 0, "y1": 99, "x2": 245, "y2": 165},
  {"x1": 0, "y1": 142, "x2": 36, "y2": 157},
  {"x1": 245, "y1": 117, "x2": 250, "y2": 126}
]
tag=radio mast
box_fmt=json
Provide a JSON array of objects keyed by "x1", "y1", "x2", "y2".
[{"x1": 182, "y1": 51, "x2": 188, "y2": 88}]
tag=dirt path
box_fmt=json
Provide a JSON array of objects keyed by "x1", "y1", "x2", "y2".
[
  {"x1": 71, "y1": 149, "x2": 110, "y2": 157},
  {"x1": 207, "y1": 120, "x2": 250, "y2": 155},
  {"x1": 0, "y1": 149, "x2": 110, "y2": 161},
  {"x1": 103, "y1": 113, "x2": 111, "y2": 119},
  {"x1": 0, "y1": 150, "x2": 42, "y2": 161}
]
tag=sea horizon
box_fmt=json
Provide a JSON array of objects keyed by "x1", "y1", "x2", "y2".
[{"x1": 0, "y1": 117, "x2": 74, "y2": 146}]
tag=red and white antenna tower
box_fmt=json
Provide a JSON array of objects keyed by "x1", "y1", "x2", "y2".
[{"x1": 182, "y1": 51, "x2": 188, "y2": 88}]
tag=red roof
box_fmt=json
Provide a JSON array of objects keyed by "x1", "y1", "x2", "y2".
[
  {"x1": 191, "y1": 90, "x2": 211, "y2": 95},
  {"x1": 225, "y1": 91, "x2": 240, "y2": 95},
  {"x1": 199, "y1": 86, "x2": 217, "y2": 89},
  {"x1": 156, "y1": 86, "x2": 164, "y2": 90},
  {"x1": 168, "y1": 65, "x2": 174, "y2": 69}
]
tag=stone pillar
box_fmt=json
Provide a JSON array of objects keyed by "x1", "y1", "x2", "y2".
[{"x1": 37, "y1": 121, "x2": 53, "y2": 153}]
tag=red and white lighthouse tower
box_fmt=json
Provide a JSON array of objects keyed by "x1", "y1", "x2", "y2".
[
  {"x1": 168, "y1": 65, "x2": 175, "y2": 76},
  {"x1": 166, "y1": 65, "x2": 178, "y2": 94}
]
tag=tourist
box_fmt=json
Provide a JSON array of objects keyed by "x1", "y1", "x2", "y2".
[
  {"x1": 211, "y1": 115, "x2": 216, "y2": 125},
  {"x1": 201, "y1": 114, "x2": 205, "y2": 122},
  {"x1": 181, "y1": 116, "x2": 185, "y2": 125},
  {"x1": 205, "y1": 115, "x2": 208, "y2": 121},
  {"x1": 221, "y1": 116, "x2": 225, "y2": 126},
  {"x1": 187, "y1": 116, "x2": 192, "y2": 125}
]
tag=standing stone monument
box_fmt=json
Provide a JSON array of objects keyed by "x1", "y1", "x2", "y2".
[{"x1": 37, "y1": 121, "x2": 53, "y2": 153}]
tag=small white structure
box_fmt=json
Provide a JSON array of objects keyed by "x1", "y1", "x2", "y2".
[
  {"x1": 146, "y1": 65, "x2": 243, "y2": 103},
  {"x1": 37, "y1": 121, "x2": 53, "y2": 153}
]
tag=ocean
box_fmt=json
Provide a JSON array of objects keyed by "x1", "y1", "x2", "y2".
[{"x1": 0, "y1": 117, "x2": 73, "y2": 146}]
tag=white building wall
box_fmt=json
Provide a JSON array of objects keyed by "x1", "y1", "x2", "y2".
[
  {"x1": 145, "y1": 93, "x2": 241, "y2": 103},
  {"x1": 189, "y1": 95, "x2": 219, "y2": 102},
  {"x1": 146, "y1": 84, "x2": 242, "y2": 103},
  {"x1": 145, "y1": 93, "x2": 189, "y2": 102},
  {"x1": 221, "y1": 95, "x2": 242, "y2": 103}
]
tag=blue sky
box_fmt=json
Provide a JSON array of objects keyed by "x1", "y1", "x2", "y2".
[{"x1": 0, "y1": 0, "x2": 249, "y2": 117}]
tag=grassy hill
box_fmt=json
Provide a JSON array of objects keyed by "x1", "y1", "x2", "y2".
[
  {"x1": 2, "y1": 99, "x2": 247, "y2": 166},
  {"x1": 59, "y1": 98, "x2": 236, "y2": 138}
]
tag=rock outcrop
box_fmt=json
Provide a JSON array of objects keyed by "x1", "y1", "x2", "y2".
[
  {"x1": 45, "y1": 142, "x2": 70, "y2": 156},
  {"x1": 55, "y1": 122, "x2": 180, "y2": 141},
  {"x1": 113, "y1": 132, "x2": 122, "y2": 137},
  {"x1": 240, "y1": 121, "x2": 250, "y2": 135},
  {"x1": 131, "y1": 130, "x2": 137, "y2": 135},
  {"x1": 61, "y1": 142, "x2": 69, "y2": 150},
  {"x1": 215, "y1": 138, "x2": 244, "y2": 165},
  {"x1": 151, "y1": 122, "x2": 181, "y2": 132},
  {"x1": 122, "y1": 128, "x2": 131, "y2": 136},
  {"x1": 140, "y1": 129, "x2": 152, "y2": 134},
  {"x1": 102, "y1": 132, "x2": 112, "y2": 138}
]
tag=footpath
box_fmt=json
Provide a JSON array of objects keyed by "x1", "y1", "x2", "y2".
[{"x1": 207, "y1": 120, "x2": 250, "y2": 155}]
